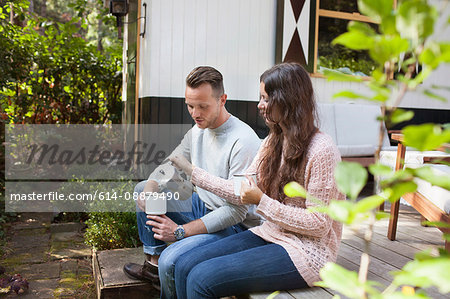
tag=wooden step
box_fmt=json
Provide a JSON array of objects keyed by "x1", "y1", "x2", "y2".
[{"x1": 93, "y1": 247, "x2": 158, "y2": 299}]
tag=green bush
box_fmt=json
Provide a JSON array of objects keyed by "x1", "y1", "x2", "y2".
[
  {"x1": 0, "y1": 0, "x2": 122, "y2": 125},
  {"x1": 58, "y1": 171, "x2": 140, "y2": 250},
  {"x1": 84, "y1": 212, "x2": 141, "y2": 250}
]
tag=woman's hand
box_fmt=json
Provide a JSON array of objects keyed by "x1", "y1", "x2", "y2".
[
  {"x1": 169, "y1": 155, "x2": 193, "y2": 176},
  {"x1": 240, "y1": 175, "x2": 263, "y2": 205}
]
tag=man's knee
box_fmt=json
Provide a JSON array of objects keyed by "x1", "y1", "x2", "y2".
[{"x1": 158, "y1": 246, "x2": 177, "y2": 275}]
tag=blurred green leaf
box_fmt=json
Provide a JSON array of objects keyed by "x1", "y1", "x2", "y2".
[
  {"x1": 266, "y1": 291, "x2": 280, "y2": 299},
  {"x1": 380, "y1": 14, "x2": 398, "y2": 35},
  {"x1": 309, "y1": 200, "x2": 370, "y2": 225},
  {"x1": 381, "y1": 168, "x2": 415, "y2": 187},
  {"x1": 419, "y1": 42, "x2": 450, "y2": 70},
  {"x1": 413, "y1": 249, "x2": 435, "y2": 261},
  {"x1": 420, "y1": 43, "x2": 439, "y2": 68},
  {"x1": 371, "y1": 69, "x2": 387, "y2": 82},
  {"x1": 332, "y1": 90, "x2": 371, "y2": 101},
  {"x1": 423, "y1": 90, "x2": 447, "y2": 102},
  {"x1": 413, "y1": 166, "x2": 450, "y2": 190},
  {"x1": 284, "y1": 182, "x2": 307, "y2": 198},
  {"x1": 333, "y1": 31, "x2": 374, "y2": 50},
  {"x1": 323, "y1": 69, "x2": 363, "y2": 82},
  {"x1": 328, "y1": 201, "x2": 352, "y2": 223},
  {"x1": 335, "y1": 162, "x2": 368, "y2": 200},
  {"x1": 348, "y1": 21, "x2": 377, "y2": 37},
  {"x1": 408, "y1": 67, "x2": 432, "y2": 89},
  {"x1": 382, "y1": 292, "x2": 431, "y2": 299},
  {"x1": 375, "y1": 211, "x2": 390, "y2": 220},
  {"x1": 369, "y1": 163, "x2": 394, "y2": 177},
  {"x1": 383, "y1": 181, "x2": 417, "y2": 203},
  {"x1": 357, "y1": 0, "x2": 393, "y2": 23},
  {"x1": 403, "y1": 124, "x2": 450, "y2": 151},
  {"x1": 390, "y1": 109, "x2": 414, "y2": 124},
  {"x1": 353, "y1": 195, "x2": 385, "y2": 214},
  {"x1": 317, "y1": 263, "x2": 379, "y2": 298},
  {"x1": 392, "y1": 257, "x2": 450, "y2": 294},
  {"x1": 421, "y1": 221, "x2": 450, "y2": 229},
  {"x1": 367, "y1": 82, "x2": 391, "y2": 102},
  {"x1": 396, "y1": 0, "x2": 438, "y2": 45},
  {"x1": 369, "y1": 36, "x2": 409, "y2": 65}
]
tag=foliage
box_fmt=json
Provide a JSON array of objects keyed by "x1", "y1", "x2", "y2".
[
  {"x1": 0, "y1": 0, "x2": 130, "y2": 251},
  {"x1": 317, "y1": 4, "x2": 377, "y2": 76},
  {"x1": 84, "y1": 211, "x2": 141, "y2": 250},
  {"x1": 288, "y1": 0, "x2": 450, "y2": 298},
  {"x1": 0, "y1": 0, "x2": 122, "y2": 124},
  {"x1": 0, "y1": 186, "x2": 16, "y2": 253},
  {"x1": 56, "y1": 167, "x2": 140, "y2": 250}
]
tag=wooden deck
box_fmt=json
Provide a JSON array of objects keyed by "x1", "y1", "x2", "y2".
[
  {"x1": 93, "y1": 204, "x2": 446, "y2": 299},
  {"x1": 250, "y1": 204, "x2": 445, "y2": 299}
]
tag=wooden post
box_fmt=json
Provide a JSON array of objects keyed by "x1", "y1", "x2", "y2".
[{"x1": 387, "y1": 141, "x2": 406, "y2": 240}]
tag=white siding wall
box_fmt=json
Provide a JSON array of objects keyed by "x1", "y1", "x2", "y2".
[
  {"x1": 137, "y1": 0, "x2": 449, "y2": 110},
  {"x1": 139, "y1": 0, "x2": 277, "y2": 101},
  {"x1": 312, "y1": 73, "x2": 450, "y2": 110}
]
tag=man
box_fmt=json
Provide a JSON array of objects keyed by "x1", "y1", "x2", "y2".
[{"x1": 123, "y1": 66, "x2": 262, "y2": 298}]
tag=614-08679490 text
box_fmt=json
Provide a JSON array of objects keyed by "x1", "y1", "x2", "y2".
[{"x1": 8, "y1": 191, "x2": 181, "y2": 202}]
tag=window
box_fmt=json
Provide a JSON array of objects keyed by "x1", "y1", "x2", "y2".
[
  {"x1": 315, "y1": 0, "x2": 378, "y2": 76},
  {"x1": 276, "y1": 0, "x2": 391, "y2": 76}
]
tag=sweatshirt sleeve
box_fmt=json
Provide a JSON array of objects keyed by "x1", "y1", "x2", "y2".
[
  {"x1": 200, "y1": 202, "x2": 249, "y2": 233},
  {"x1": 191, "y1": 148, "x2": 261, "y2": 206},
  {"x1": 255, "y1": 144, "x2": 343, "y2": 237},
  {"x1": 192, "y1": 138, "x2": 262, "y2": 233}
]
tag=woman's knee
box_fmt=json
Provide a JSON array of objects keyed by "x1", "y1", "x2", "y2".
[
  {"x1": 174, "y1": 251, "x2": 196, "y2": 285},
  {"x1": 186, "y1": 264, "x2": 214, "y2": 298}
]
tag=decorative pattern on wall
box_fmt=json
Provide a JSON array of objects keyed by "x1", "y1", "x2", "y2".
[{"x1": 280, "y1": 0, "x2": 315, "y2": 71}]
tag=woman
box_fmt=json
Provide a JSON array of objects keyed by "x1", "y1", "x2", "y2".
[{"x1": 170, "y1": 62, "x2": 345, "y2": 298}]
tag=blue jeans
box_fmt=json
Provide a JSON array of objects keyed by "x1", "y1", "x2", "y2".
[
  {"x1": 174, "y1": 230, "x2": 307, "y2": 299},
  {"x1": 134, "y1": 181, "x2": 245, "y2": 298}
]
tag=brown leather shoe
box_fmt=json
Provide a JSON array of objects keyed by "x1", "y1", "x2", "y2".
[
  {"x1": 123, "y1": 261, "x2": 159, "y2": 282},
  {"x1": 152, "y1": 281, "x2": 161, "y2": 291}
]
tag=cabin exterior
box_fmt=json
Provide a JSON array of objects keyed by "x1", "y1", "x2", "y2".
[{"x1": 120, "y1": 0, "x2": 450, "y2": 134}]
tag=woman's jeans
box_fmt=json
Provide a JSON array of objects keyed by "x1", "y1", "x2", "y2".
[
  {"x1": 174, "y1": 230, "x2": 308, "y2": 299},
  {"x1": 134, "y1": 180, "x2": 245, "y2": 299}
]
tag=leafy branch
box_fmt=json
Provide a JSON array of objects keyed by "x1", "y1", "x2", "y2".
[{"x1": 287, "y1": 0, "x2": 450, "y2": 298}]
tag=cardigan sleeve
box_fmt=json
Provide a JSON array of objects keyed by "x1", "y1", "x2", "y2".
[{"x1": 190, "y1": 143, "x2": 262, "y2": 206}]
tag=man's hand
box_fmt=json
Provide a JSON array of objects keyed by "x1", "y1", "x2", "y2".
[
  {"x1": 240, "y1": 175, "x2": 263, "y2": 205},
  {"x1": 136, "y1": 192, "x2": 146, "y2": 212},
  {"x1": 146, "y1": 215, "x2": 178, "y2": 242},
  {"x1": 136, "y1": 180, "x2": 160, "y2": 212},
  {"x1": 169, "y1": 155, "x2": 194, "y2": 176}
]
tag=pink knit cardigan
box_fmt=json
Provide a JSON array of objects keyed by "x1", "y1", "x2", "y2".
[{"x1": 191, "y1": 132, "x2": 345, "y2": 286}]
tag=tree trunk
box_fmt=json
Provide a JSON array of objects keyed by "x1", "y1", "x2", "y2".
[
  {"x1": 97, "y1": 16, "x2": 103, "y2": 52},
  {"x1": 41, "y1": 0, "x2": 47, "y2": 18}
]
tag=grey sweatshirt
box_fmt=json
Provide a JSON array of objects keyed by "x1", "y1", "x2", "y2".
[{"x1": 170, "y1": 115, "x2": 262, "y2": 233}]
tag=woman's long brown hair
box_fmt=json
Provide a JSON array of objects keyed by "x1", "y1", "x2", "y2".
[{"x1": 258, "y1": 63, "x2": 318, "y2": 202}]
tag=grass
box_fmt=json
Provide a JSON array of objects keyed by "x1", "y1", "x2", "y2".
[{"x1": 54, "y1": 270, "x2": 96, "y2": 298}]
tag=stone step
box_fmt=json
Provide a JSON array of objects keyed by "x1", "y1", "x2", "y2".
[{"x1": 93, "y1": 247, "x2": 159, "y2": 299}]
